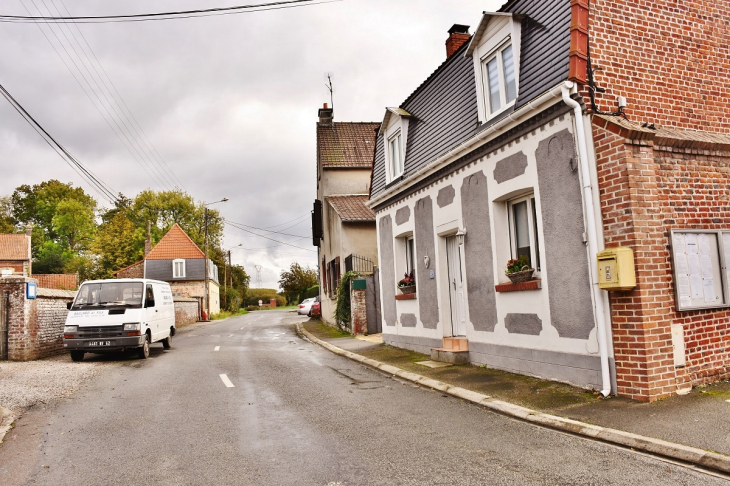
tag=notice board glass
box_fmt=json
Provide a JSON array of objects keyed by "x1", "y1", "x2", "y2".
[{"x1": 670, "y1": 229, "x2": 728, "y2": 311}]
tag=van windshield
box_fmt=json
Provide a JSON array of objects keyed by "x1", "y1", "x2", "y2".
[{"x1": 72, "y1": 282, "x2": 145, "y2": 310}]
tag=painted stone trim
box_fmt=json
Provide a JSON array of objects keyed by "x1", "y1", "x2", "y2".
[
  {"x1": 493, "y1": 152, "x2": 529, "y2": 184},
  {"x1": 504, "y1": 313, "x2": 543, "y2": 335},
  {"x1": 400, "y1": 313, "x2": 417, "y2": 327},
  {"x1": 395, "y1": 206, "x2": 411, "y2": 225},
  {"x1": 414, "y1": 196, "x2": 439, "y2": 329},
  {"x1": 436, "y1": 185, "x2": 456, "y2": 208},
  {"x1": 378, "y1": 215, "x2": 397, "y2": 326},
  {"x1": 383, "y1": 333, "x2": 442, "y2": 356},
  {"x1": 460, "y1": 171, "x2": 498, "y2": 332},
  {"x1": 535, "y1": 128, "x2": 594, "y2": 339}
]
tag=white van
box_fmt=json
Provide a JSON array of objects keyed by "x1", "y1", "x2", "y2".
[{"x1": 63, "y1": 278, "x2": 176, "y2": 362}]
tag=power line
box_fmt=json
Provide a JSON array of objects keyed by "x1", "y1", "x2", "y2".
[
  {"x1": 21, "y1": 0, "x2": 174, "y2": 191},
  {"x1": 225, "y1": 218, "x2": 309, "y2": 238},
  {"x1": 0, "y1": 0, "x2": 339, "y2": 24},
  {"x1": 225, "y1": 220, "x2": 315, "y2": 251},
  {"x1": 0, "y1": 82, "x2": 119, "y2": 204},
  {"x1": 53, "y1": 0, "x2": 183, "y2": 190}
]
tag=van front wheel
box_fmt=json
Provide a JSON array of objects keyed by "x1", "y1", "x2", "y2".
[
  {"x1": 138, "y1": 335, "x2": 150, "y2": 359},
  {"x1": 70, "y1": 350, "x2": 84, "y2": 362},
  {"x1": 162, "y1": 332, "x2": 172, "y2": 350}
]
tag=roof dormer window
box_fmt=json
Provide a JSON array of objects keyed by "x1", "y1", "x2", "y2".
[
  {"x1": 466, "y1": 13, "x2": 522, "y2": 123},
  {"x1": 380, "y1": 107, "x2": 411, "y2": 184},
  {"x1": 484, "y1": 42, "x2": 516, "y2": 114}
]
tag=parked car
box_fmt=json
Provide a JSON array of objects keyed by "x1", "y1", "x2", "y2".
[
  {"x1": 63, "y1": 278, "x2": 176, "y2": 362},
  {"x1": 309, "y1": 296, "x2": 321, "y2": 318},
  {"x1": 298, "y1": 297, "x2": 316, "y2": 315}
]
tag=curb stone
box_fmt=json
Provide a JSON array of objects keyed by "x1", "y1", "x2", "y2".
[
  {"x1": 297, "y1": 323, "x2": 730, "y2": 476},
  {"x1": 0, "y1": 406, "x2": 16, "y2": 445}
]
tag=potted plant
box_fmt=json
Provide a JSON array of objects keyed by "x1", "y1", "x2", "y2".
[
  {"x1": 505, "y1": 255, "x2": 534, "y2": 284},
  {"x1": 398, "y1": 271, "x2": 416, "y2": 294}
]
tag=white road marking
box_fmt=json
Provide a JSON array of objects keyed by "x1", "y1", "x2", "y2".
[
  {"x1": 228, "y1": 334, "x2": 234, "y2": 337},
  {"x1": 219, "y1": 374, "x2": 234, "y2": 388},
  {"x1": 214, "y1": 346, "x2": 220, "y2": 351}
]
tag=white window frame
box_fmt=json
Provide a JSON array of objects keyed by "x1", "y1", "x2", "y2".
[
  {"x1": 172, "y1": 259, "x2": 186, "y2": 278},
  {"x1": 387, "y1": 129, "x2": 404, "y2": 181},
  {"x1": 468, "y1": 14, "x2": 522, "y2": 124},
  {"x1": 481, "y1": 40, "x2": 517, "y2": 118},
  {"x1": 507, "y1": 194, "x2": 541, "y2": 273}
]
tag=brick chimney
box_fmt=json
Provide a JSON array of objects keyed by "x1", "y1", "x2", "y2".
[
  {"x1": 446, "y1": 24, "x2": 470, "y2": 58},
  {"x1": 318, "y1": 103, "x2": 333, "y2": 125}
]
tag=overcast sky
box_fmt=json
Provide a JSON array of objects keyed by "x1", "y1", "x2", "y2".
[{"x1": 0, "y1": 0, "x2": 503, "y2": 289}]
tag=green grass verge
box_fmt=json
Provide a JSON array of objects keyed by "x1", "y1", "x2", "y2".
[
  {"x1": 303, "y1": 320, "x2": 351, "y2": 339},
  {"x1": 211, "y1": 309, "x2": 249, "y2": 320}
]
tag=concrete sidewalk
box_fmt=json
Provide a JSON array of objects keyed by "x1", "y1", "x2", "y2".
[{"x1": 299, "y1": 321, "x2": 730, "y2": 475}]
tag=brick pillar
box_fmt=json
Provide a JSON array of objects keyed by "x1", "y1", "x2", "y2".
[
  {"x1": 2, "y1": 276, "x2": 38, "y2": 361},
  {"x1": 594, "y1": 121, "x2": 677, "y2": 401},
  {"x1": 351, "y1": 287, "x2": 367, "y2": 335}
]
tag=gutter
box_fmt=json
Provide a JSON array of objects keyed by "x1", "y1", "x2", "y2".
[
  {"x1": 367, "y1": 82, "x2": 570, "y2": 209},
  {"x1": 561, "y1": 82, "x2": 612, "y2": 398}
]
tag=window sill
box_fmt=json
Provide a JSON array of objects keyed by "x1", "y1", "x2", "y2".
[
  {"x1": 495, "y1": 279, "x2": 541, "y2": 292},
  {"x1": 395, "y1": 293, "x2": 416, "y2": 301}
]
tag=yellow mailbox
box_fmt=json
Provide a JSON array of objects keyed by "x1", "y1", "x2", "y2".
[{"x1": 597, "y1": 247, "x2": 636, "y2": 291}]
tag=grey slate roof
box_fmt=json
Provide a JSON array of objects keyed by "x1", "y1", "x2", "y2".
[{"x1": 370, "y1": 0, "x2": 571, "y2": 199}]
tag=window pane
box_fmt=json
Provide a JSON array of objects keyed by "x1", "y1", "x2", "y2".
[
  {"x1": 502, "y1": 45, "x2": 516, "y2": 103},
  {"x1": 397, "y1": 134, "x2": 403, "y2": 174},
  {"x1": 390, "y1": 139, "x2": 398, "y2": 177},
  {"x1": 513, "y1": 200, "x2": 531, "y2": 264},
  {"x1": 486, "y1": 57, "x2": 501, "y2": 113},
  {"x1": 406, "y1": 237, "x2": 415, "y2": 274}
]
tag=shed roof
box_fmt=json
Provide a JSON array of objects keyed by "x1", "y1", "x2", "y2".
[
  {"x1": 0, "y1": 234, "x2": 29, "y2": 261},
  {"x1": 317, "y1": 122, "x2": 380, "y2": 169},
  {"x1": 145, "y1": 223, "x2": 205, "y2": 260},
  {"x1": 327, "y1": 195, "x2": 376, "y2": 222}
]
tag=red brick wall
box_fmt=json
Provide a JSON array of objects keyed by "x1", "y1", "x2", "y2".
[
  {"x1": 115, "y1": 261, "x2": 144, "y2": 279},
  {"x1": 585, "y1": 0, "x2": 730, "y2": 133},
  {"x1": 594, "y1": 119, "x2": 730, "y2": 401},
  {"x1": 35, "y1": 274, "x2": 78, "y2": 290},
  {"x1": 0, "y1": 261, "x2": 25, "y2": 274}
]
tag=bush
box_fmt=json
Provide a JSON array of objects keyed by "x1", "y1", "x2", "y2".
[
  {"x1": 334, "y1": 271, "x2": 359, "y2": 332},
  {"x1": 244, "y1": 288, "x2": 287, "y2": 307},
  {"x1": 245, "y1": 305, "x2": 259, "y2": 311},
  {"x1": 224, "y1": 287, "x2": 242, "y2": 313},
  {"x1": 301, "y1": 285, "x2": 319, "y2": 301}
]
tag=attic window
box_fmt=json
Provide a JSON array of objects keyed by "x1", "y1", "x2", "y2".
[
  {"x1": 173, "y1": 259, "x2": 186, "y2": 278},
  {"x1": 467, "y1": 13, "x2": 522, "y2": 123},
  {"x1": 388, "y1": 131, "x2": 404, "y2": 180},
  {"x1": 483, "y1": 42, "x2": 516, "y2": 115}
]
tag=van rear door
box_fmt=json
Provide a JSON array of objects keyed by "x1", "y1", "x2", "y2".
[{"x1": 145, "y1": 283, "x2": 162, "y2": 342}]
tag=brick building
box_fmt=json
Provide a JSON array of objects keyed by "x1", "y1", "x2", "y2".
[
  {"x1": 368, "y1": 0, "x2": 730, "y2": 401},
  {"x1": 0, "y1": 229, "x2": 31, "y2": 276},
  {"x1": 113, "y1": 223, "x2": 220, "y2": 317}
]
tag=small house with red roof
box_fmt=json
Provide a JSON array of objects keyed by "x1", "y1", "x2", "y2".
[
  {"x1": 114, "y1": 223, "x2": 220, "y2": 316},
  {"x1": 0, "y1": 228, "x2": 32, "y2": 277}
]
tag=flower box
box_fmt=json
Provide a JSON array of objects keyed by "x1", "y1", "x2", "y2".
[{"x1": 398, "y1": 285, "x2": 416, "y2": 294}]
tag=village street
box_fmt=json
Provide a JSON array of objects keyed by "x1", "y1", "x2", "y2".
[{"x1": 0, "y1": 310, "x2": 724, "y2": 485}]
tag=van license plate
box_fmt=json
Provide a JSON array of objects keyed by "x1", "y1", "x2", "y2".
[{"x1": 88, "y1": 341, "x2": 112, "y2": 347}]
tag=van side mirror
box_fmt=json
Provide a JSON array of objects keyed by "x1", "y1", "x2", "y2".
[
  {"x1": 145, "y1": 299, "x2": 155, "y2": 308},
  {"x1": 66, "y1": 302, "x2": 72, "y2": 310}
]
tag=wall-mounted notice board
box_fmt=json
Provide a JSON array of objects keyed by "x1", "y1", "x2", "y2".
[{"x1": 670, "y1": 229, "x2": 729, "y2": 311}]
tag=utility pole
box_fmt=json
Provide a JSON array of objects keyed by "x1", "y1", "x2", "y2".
[{"x1": 204, "y1": 207, "x2": 209, "y2": 320}]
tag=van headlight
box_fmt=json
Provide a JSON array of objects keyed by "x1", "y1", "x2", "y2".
[
  {"x1": 123, "y1": 323, "x2": 141, "y2": 331},
  {"x1": 64, "y1": 325, "x2": 77, "y2": 332}
]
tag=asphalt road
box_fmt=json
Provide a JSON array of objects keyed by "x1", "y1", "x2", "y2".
[{"x1": 1, "y1": 310, "x2": 726, "y2": 485}]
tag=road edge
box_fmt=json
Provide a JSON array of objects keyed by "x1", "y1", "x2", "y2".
[
  {"x1": 0, "y1": 405, "x2": 15, "y2": 445},
  {"x1": 297, "y1": 323, "x2": 730, "y2": 476}
]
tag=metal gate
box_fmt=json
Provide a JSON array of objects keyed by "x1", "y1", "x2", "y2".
[
  {"x1": 366, "y1": 268, "x2": 382, "y2": 335},
  {"x1": 0, "y1": 291, "x2": 9, "y2": 360}
]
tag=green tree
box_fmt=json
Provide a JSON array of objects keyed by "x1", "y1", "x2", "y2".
[
  {"x1": 0, "y1": 196, "x2": 14, "y2": 233},
  {"x1": 53, "y1": 198, "x2": 96, "y2": 252},
  {"x1": 278, "y1": 263, "x2": 318, "y2": 304}
]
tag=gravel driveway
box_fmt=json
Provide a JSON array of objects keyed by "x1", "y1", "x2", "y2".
[{"x1": 0, "y1": 354, "x2": 118, "y2": 414}]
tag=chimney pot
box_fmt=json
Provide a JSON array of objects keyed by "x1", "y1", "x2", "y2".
[
  {"x1": 446, "y1": 24, "x2": 471, "y2": 59},
  {"x1": 25, "y1": 225, "x2": 32, "y2": 237}
]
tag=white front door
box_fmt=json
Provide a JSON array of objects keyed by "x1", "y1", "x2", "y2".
[{"x1": 446, "y1": 236, "x2": 466, "y2": 336}]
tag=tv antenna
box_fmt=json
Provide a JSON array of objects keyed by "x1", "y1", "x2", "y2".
[
  {"x1": 254, "y1": 265, "x2": 263, "y2": 287},
  {"x1": 324, "y1": 72, "x2": 334, "y2": 111}
]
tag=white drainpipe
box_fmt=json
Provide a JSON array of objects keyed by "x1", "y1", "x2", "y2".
[{"x1": 561, "y1": 81, "x2": 612, "y2": 398}]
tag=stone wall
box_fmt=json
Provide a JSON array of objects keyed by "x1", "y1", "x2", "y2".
[
  {"x1": 1, "y1": 277, "x2": 75, "y2": 361},
  {"x1": 351, "y1": 286, "x2": 367, "y2": 335},
  {"x1": 174, "y1": 298, "x2": 200, "y2": 326}
]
